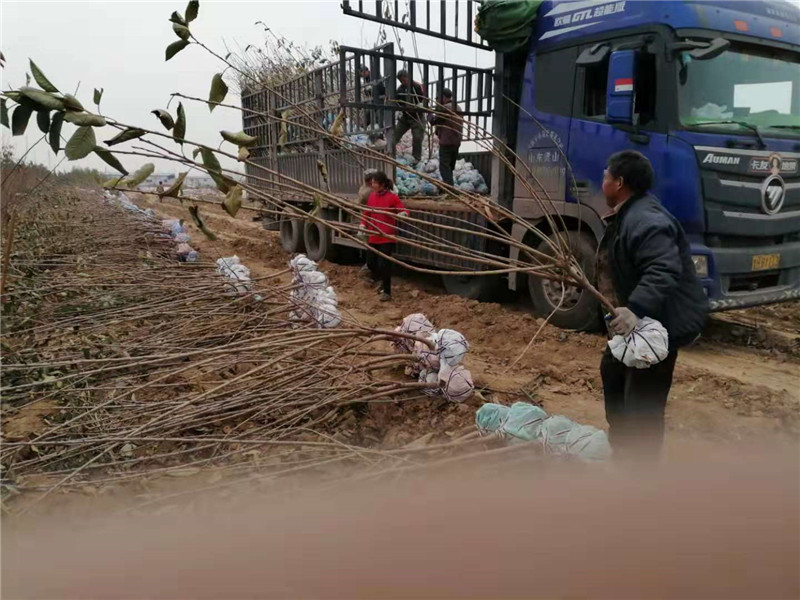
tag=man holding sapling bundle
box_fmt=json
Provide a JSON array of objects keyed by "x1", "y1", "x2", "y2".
[{"x1": 598, "y1": 150, "x2": 707, "y2": 460}]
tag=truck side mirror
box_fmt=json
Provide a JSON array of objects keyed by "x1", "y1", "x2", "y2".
[{"x1": 605, "y1": 49, "x2": 638, "y2": 125}]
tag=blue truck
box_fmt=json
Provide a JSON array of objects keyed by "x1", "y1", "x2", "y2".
[{"x1": 242, "y1": 0, "x2": 799, "y2": 329}]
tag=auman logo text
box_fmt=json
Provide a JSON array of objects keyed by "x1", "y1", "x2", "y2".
[{"x1": 702, "y1": 153, "x2": 741, "y2": 166}]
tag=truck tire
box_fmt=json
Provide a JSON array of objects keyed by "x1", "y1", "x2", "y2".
[
  {"x1": 279, "y1": 212, "x2": 305, "y2": 254},
  {"x1": 303, "y1": 220, "x2": 336, "y2": 263},
  {"x1": 442, "y1": 273, "x2": 500, "y2": 301},
  {"x1": 528, "y1": 231, "x2": 599, "y2": 331}
]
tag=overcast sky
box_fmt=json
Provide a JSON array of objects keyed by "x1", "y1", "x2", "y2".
[{"x1": 1, "y1": 0, "x2": 492, "y2": 176}]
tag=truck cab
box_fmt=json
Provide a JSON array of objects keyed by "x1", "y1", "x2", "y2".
[{"x1": 513, "y1": 0, "x2": 799, "y2": 323}]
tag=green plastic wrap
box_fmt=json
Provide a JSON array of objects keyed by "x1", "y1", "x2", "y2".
[{"x1": 475, "y1": 0, "x2": 543, "y2": 53}]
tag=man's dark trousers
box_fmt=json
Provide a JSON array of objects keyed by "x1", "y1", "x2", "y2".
[
  {"x1": 439, "y1": 145, "x2": 459, "y2": 187},
  {"x1": 600, "y1": 347, "x2": 679, "y2": 460}
]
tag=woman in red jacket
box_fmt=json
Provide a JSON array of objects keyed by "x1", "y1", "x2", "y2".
[{"x1": 360, "y1": 171, "x2": 408, "y2": 302}]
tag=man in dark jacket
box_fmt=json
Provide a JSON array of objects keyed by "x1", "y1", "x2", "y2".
[
  {"x1": 393, "y1": 69, "x2": 427, "y2": 163},
  {"x1": 599, "y1": 150, "x2": 708, "y2": 460},
  {"x1": 428, "y1": 89, "x2": 463, "y2": 187},
  {"x1": 359, "y1": 65, "x2": 386, "y2": 130}
]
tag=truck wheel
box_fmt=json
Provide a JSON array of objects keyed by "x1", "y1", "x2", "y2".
[
  {"x1": 528, "y1": 231, "x2": 599, "y2": 331},
  {"x1": 442, "y1": 274, "x2": 500, "y2": 301},
  {"x1": 279, "y1": 212, "x2": 305, "y2": 254},
  {"x1": 303, "y1": 220, "x2": 336, "y2": 263}
]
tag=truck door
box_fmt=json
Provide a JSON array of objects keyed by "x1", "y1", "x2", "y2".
[{"x1": 567, "y1": 36, "x2": 669, "y2": 210}]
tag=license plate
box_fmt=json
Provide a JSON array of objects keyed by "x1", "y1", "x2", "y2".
[{"x1": 751, "y1": 253, "x2": 780, "y2": 271}]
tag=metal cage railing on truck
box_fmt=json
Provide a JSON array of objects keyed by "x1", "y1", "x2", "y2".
[
  {"x1": 342, "y1": 0, "x2": 488, "y2": 50},
  {"x1": 241, "y1": 42, "x2": 495, "y2": 199},
  {"x1": 338, "y1": 44, "x2": 494, "y2": 145},
  {"x1": 241, "y1": 43, "x2": 397, "y2": 200}
]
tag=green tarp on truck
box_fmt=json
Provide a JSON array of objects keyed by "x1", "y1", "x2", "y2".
[{"x1": 475, "y1": 0, "x2": 543, "y2": 53}]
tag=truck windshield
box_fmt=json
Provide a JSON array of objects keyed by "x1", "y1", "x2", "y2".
[{"x1": 677, "y1": 44, "x2": 799, "y2": 136}]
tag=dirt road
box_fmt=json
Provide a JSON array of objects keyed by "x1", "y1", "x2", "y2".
[{"x1": 137, "y1": 194, "x2": 800, "y2": 451}]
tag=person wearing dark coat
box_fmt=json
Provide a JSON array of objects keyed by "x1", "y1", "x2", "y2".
[
  {"x1": 359, "y1": 65, "x2": 386, "y2": 130},
  {"x1": 598, "y1": 150, "x2": 708, "y2": 461},
  {"x1": 393, "y1": 69, "x2": 427, "y2": 163},
  {"x1": 428, "y1": 89, "x2": 463, "y2": 188}
]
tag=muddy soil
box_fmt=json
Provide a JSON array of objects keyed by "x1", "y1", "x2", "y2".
[{"x1": 137, "y1": 194, "x2": 800, "y2": 452}]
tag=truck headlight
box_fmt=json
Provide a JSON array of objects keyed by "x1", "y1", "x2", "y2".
[{"x1": 692, "y1": 255, "x2": 709, "y2": 278}]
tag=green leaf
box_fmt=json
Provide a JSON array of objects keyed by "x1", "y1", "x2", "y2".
[
  {"x1": 189, "y1": 204, "x2": 217, "y2": 240},
  {"x1": 200, "y1": 148, "x2": 232, "y2": 193},
  {"x1": 1, "y1": 91, "x2": 22, "y2": 103},
  {"x1": 62, "y1": 94, "x2": 84, "y2": 112},
  {"x1": 93, "y1": 147, "x2": 128, "y2": 175},
  {"x1": 36, "y1": 109, "x2": 51, "y2": 134},
  {"x1": 11, "y1": 104, "x2": 33, "y2": 136},
  {"x1": 105, "y1": 127, "x2": 145, "y2": 146},
  {"x1": 173, "y1": 23, "x2": 191, "y2": 41},
  {"x1": 192, "y1": 147, "x2": 202, "y2": 160},
  {"x1": 208, "y1": 73, "x2": 228, "y2": 112},
  {"x1": 19, "y1": 87, "x2": 65, "y2": 111},
  {"x1": 173, "y1": 102, "x2": 186, "y2": 145},
  {"x1": 166, "y1": 39, "x2": 190, "y2": 61},
  {"x1": 185, "y1": 0, "x2": 199, "y2": 23},
  {"x1": 151, "y1": 109, "x2": 174, "y2": 130},
  {"x1": 49, "y1": 111, "x2": 64, "y2": 154},
  {"x1": 237, "y1": 146, "x2": 250, "y2": 161},
  {"x1": 125, "y1": 163, "x2": 155, "y2": 188},
  {"x1": 222, "y1": 185, "x2": 243, "y2": 217},
  {"x1": 160, "y1": 171, "x2": 188, "y2": 198},
  {"x1": 65, "y1": 126, "x2": 96, "y2": 160},
  {"x1": 29, "y1": 60, "x2": 59, "y2": 93},
  {"x1": 169, "y1": 11, "x2": 187, "y2": 25},
  {"x1": 63, "y1": 111, "x2": 106, "y2": 127},
  {"x1": 1, "y1": 99, "x2": 10, "y2": 129},
  {"x1": 93, "y1": 88, "x2": 103, "y2": 105},
  {"x1": 220, "y1": 130, "x2": 256, "y2": 147}
]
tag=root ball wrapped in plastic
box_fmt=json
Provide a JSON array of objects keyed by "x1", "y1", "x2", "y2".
[
  {"x1": 564, "y1": 425, "x2": 612, "y2": 461},
  {"x1": 476, "y1": 403, "x2": 510, "y2": 435},
  {"x1": 539, "y1": 415, "x2": 577, "y2": 456},
  {"x1": 421, "y1": 182, "x2": 438, "y2": 196},
  {"x1": 438, "y1": 364, "x2": 475, "y2": 403},
  {"x1": 289, "y1": 254, "x2": 318, "y2": 274},
  {"x1": 216, "y1": 256, "x2": 250, "y2": 281},
  {"x1": 298, "y1": 270, "x2": 329, "y2": 290},
  {"x1": 435, "y1": 329, "x2": 469, "y2": 366},
  {"x1": 393, "y1": 313, "x2": 434, "y2": 354},
  {"x1": 503, "y1": 402, "x2": 548, "y2": 442},
  {"x1": 314, "y1": 304, "x2": 342, "y2": 329},
  {"x1": 607, "y1": 317, "x2": 669, "y2": 369},
  {"x1": 413, "y1": 336, "x2": 440, "y2": 370},
  {"x1": 176, "y1": 243, "x2": 196, "y2": 262}
]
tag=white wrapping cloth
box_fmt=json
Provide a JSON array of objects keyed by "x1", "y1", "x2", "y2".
[{"x1": 607, "y1": 317, "x2": 669, "y2": 369}]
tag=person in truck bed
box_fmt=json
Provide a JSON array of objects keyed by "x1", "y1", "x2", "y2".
[
  {"x1": 599, "y1": 150, "x2": 708, "y2": 461},
  {"x1": 359, "y1": 64, "x2": 386, "y2": 131},
  {"x1": 359, "y1": 171, "x2": 408, "y2": 302},
  {"x1": 393, "y1": 69, "x2": 427, "y2": 164},
  {"x1": 428, "y1": 88, "x2": 463, "y2": 188}
]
